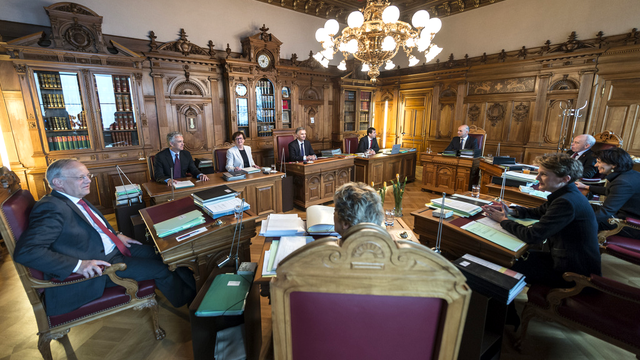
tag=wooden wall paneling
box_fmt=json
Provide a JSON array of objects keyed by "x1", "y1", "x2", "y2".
[
  {"x1": 151, "y1": 72, "x2": 168, "y2": 146},
  {"x1": 144, "y1": 96, "x2": 161, "y2": 150},
  {"x1": 594, "y1": 79, "x2": 640, "y2": 155},
  {"x1": 11, "y1": 67, "x2": 41, "y2": 169}
]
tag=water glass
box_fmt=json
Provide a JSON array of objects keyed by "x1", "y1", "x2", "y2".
[
  {"x1": 472, "y1": 185, "x2": 481, "y2": 198},
  {"x1": 384, "y1": 209, "x2": 395, "y2": 227},
  {"x1": 234, "y1": 204, "x2": 243, "y2": 218},
  {"x1": 270, "y1": 164, "x2": 276, "y2": 173},
  {"x1": 425, "y1": 147, "x2": 432, "y2": 154}
]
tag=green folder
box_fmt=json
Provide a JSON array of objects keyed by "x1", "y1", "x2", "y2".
[
  {"x1": 153, "y1": 210, "x2": 206, "y2": 238},
  {"x1": 195, "y1": 274, "x2": 252, "y2": 317}
]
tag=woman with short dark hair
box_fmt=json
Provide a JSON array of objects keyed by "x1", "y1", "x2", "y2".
[
  {"x1": 483, "y1": 153, "x2": 601, "y2": 288},
  {"x1": 226, "y1": 131, "x2": 260, "y2": 172},
  {"x1": 577, "y1": 147, "x2": 640, "y2": 237}
]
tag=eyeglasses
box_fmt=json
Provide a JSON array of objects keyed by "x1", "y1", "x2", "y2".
[{"x1": 62, "y1": 174, "x2": 94, "y2": 181}]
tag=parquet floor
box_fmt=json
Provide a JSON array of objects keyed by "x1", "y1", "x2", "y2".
[{"x1": 1, "y1": 169, "x2": 638, "y2": 359}]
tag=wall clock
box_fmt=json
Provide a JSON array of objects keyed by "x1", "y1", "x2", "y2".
[
  {"x1": 235, "y1": 83, "x2": 247, "y2": 96},
  {"x1": 257, "y1": 53, "x2": 271, "y2": 69}
]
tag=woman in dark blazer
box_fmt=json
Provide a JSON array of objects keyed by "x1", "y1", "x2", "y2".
[
  {"x1": 576, "y1": 148, "x2": 640, "y2": 238},
  {"x1": 483, "y1": 153, "x2": 601, "y2": 288}
]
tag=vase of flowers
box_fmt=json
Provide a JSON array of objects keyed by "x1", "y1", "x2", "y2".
[
  {"x1": 390, "y1": 174, "x2": 407, "y2": 217},
  {"x1": 374, "y1": 181, "x2": 388, "y2": 204}
]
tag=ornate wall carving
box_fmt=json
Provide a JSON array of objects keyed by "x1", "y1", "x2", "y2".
[
  {"x1": 486, "y1": 103, "x2": 505, "y2": 126},
  {"x1": 468, "y1": 77, "x2": 536, "y2": 94}
]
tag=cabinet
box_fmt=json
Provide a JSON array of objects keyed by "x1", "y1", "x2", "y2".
[
  {"x1": 93, "y1": 74, "x2": 139, "y2": 147},
  {"x1": 333, "y1": 79, "x2": 376, "y2": 148}
]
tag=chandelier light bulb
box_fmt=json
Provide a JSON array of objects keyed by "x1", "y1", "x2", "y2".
[
  {"x1": 339, "y1": 41, "x2": 349, "y2": 52},
  {"x1": 408, "y1": 55, "x2": 419, "y2": 66},
  {"x1": 320, "y1": 58, "x2": 330, "y2": 68},
  {"x1": 322, "y1": 40, "x2": 333, "y2": 50},
  {"x1": 322, "y1": 48, "x2": 334, "y2": 60},
  {"x1": 382, "y1": 5, "x2": 400, "y2": 24},
  {"x1": 347, "y1": 39, "x2": 359, "y2": 54},
  {"x1": 417, "y1": 35, "x2": 431, "y2": 52},
  {"x1": 315, "y1": 28, "x2": 328, "y2": 43},
  {"x1": 381, "y1": 36, "x2": 396, "y2": 51},
  {"x1": 361, "y1": 63, "x2": 370, "y2": 72},
  {"x1": 313, "y1": 52, "x2": 324, "y2": 63},
  {"x1": 427, "y1": 18, "x2": 442, "y2": 34},
  {"x1": 405, "y1": 37, "x2": 416, "y2": 48},
  {"x1": 324, "y1": 19, "x2": 340, "y2": 36},
  {"x1": 426, "y1": 45, "x2": 443, "y2": 62},
  {"x1": 338, "y1": 60, "x2": 347, "y2": 71},
  {"x1": 385, "y1": 60, "x2": 395, "y2": 70},
  {"x1": 412, "y1": 10, "x2": 430, "y2": 28},
  {"x1": 347, "y1": 11, "x2": 365, "y2": 28}
]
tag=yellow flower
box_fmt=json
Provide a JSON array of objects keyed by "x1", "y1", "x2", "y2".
[
  {"x1": 383, "y1": 181, "x2": 387, "y2": 188},
  {"x1": 371, "y1": 181, "x2": 374, "y2": 187}
]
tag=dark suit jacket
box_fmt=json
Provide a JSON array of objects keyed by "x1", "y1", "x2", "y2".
[
  {"x1": 445, "y1": 136, "x2": 478, "y2": 151},
  {"x1": 356, "y1": 136, "x2": 380, "y2": 153},
  {"x1": 288, "y1": 139, "x2": 315, "y2": 162},
  {"x1": 13, "y1": 191, "x2": 118, "y2": 316},
  {"x1": 154, "y1": 148, "x2": 202, "y2": 183},
  {"x1": 590, "y1": 170, "x2": 640, "y2": 230},
  {"x1": 567, "y1": 149, "x2": 598, "y2": 179},
  {"x1": 501, "y1": 183, "x2": 601, "y2": 278}
]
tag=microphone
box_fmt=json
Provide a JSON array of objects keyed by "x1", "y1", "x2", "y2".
[
  {"x1": 433, "y1": 192, "x2": 446, "y2": 254},
  {"x1": 498, "y1": 168, "x2": 507, "y2": 202},
  {"x1": 169, "y1": 167, "x2": 175, "y2": 201},
  {"x1": 233, "y1": 198, "x2": 245, "y2": 271}
]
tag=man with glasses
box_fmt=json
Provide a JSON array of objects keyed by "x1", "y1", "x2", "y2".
[
  {"x1": 154, "y1": 131, "x2": 209, "y2": 186},
  {"x1": 14, "y1": 159, "x2": 196, "y2": 316}
]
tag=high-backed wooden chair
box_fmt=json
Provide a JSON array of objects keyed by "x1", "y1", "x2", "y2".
[
  {"x1": 343, "y1": 133, "x2": 359, "y2": 154},
  {"x1": 0, "y1": 170, "x2": 164, "y2": 360},
  {"x1": 213, "y1": 147, "x2": 230, "y2": 172},
  {"x1": 271, "y1": 223, "x2": 471, "y2": 360},
  {"x1": 591, "y1": 130, "x2": 622, "y2": 152},
  {"x1": 273, "y1": 129, "x2": 295, "y2": 165},
  {"x1": 468, "y1": 125, "x2": 487, "y2": 156}
]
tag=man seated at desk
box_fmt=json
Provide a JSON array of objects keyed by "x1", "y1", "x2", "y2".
[
  {"x1": 567, "y1": 134, "x2": 598, "y2": 179},
  {"x1": 154, "y1": 131, "x2": 209, "y2": 185},
  {"x1": 288, "y1": 126, "x2": 316, "y2": 162},
  {"x1": 333, "y1": 182, "x2": 384, "y2": 237},
  {"x1": 444, "y1": 125, "x2": 478, "y2": 151},
  {"x1": 357, "y1": 127, "x2": 380, "y2": 155},
  {"x1": 13, "y1": 159, "x2": 196, "y2": 316}
]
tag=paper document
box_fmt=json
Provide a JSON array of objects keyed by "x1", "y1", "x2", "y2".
[
  {"x1": 262, "y1": 250, "x2": 276, "y2": 277},
  {"x1": 430, "y1": 198, "x2": 482, "y2": 217},
  {"x1": 272, "y1": 236, "x2": 314, "y2": 270},
  {"x1": 173, "y1": 180, "x2": 194, "y2": 188},
  {"x1": 307, "y1": 205, "x2": 335, "y2": 233},
  {"x1": 243, "y1": 167, "x2": 260, "y2": 174},
  {"x1": 461, "y1": 221, "x2": 526, "y2": 252}
]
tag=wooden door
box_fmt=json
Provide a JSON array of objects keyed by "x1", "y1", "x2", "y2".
[
  {"x1": 399, "y1": 93, "x2": 431, "y2": 154},
  {"x1": 593, "y1": 79, "x2": 640, "y2": 156}
]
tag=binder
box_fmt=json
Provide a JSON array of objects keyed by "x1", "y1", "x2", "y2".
[
  {"x1": 195, "y1": 274, "x2": 251, "y2": 317},
  {"x1": 153, "y1": 209, "x2": 206, "y2": 238},
  {"x1": 191, "y1": 185, "x2": 237, "y2": 204}
]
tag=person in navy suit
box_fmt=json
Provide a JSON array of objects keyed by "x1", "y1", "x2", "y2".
[
  {"x1": 356, "y1": 127, "x2": 380, "y2": 155},
  {"x1": 566, "y1": 134, "x2": 598, "y2": 179},
  {"x1": 444, "y1": 125, "x2": 478, "y2": 151},
  {"x1": 288, "y1": 127, "x2": 316, "y2": 162},
  {"x1": 13, "y1": 159, "x2": 196, "y2": 316},
  {"x1": 154, "y1": 131, "x2": 209, "y2": 185}
]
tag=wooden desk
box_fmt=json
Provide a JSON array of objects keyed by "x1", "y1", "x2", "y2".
[
  {"x1": 411, "y1": 205, "x2": 529, "y2": 267},
  {"x1": 139, "y1": 196, "x2": 257, "y2": 290},
  {"x1": 141, "y1": 171, "x2": 283, "y2": 220},
  {"x1": 479, "y1": 159, "x2": 503, "y2": 194},
  {"x1": 285, "y1": 157, "x2": 353, "y2": 209},
  {"x1": 354, "y1": 152, "x2": 417, "y2": 187},
  {"x1": 421, "y1": 153, "x2": 479, "y2": 193}
]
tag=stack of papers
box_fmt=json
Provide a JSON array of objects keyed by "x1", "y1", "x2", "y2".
[
  {"x1": 262, "y1": 236, "x2": 314, "y2": 276},
  {"x1": 200, "y1": 198, "x2": 250, "y2": 219},
  {"x1": 223, "y1": 171, "x2": 246, "y2": 181},
  {"x1": 243, "y1": 167, "x2": 260, "y2": 174},
  {"x1": 453, "y1": 254, "x2": 527, "y2": 304},
  {"x1": 519, "y1": 185, "x2": 551, "y2": 199},
  {"x1": 504, "y1": 171, "x2": 538, "y2": 184},
  {"x1": 115, "y1": 184, "x2": 142, "y2": 205},
  {"x1": 153, "y1": 210, "x2": 206, "y2": 238},
  {"x1": 173, "y1": 180, "x2": 195, "y2": 189},
  {"x1": 321, "y1": 148, "x2": 342, "y2": 157},
  {"x1": 428, "y1": 198, "x2": 483, "y2": 217},
  {"x1": 192, "y1": 185, "x2": 238, "y2": 207},
  {"x1": 259, "y1": 214, "x2": 306, "y2": 237}
]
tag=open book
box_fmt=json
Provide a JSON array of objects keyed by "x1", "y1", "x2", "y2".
[
  {"x1": 173, "y1": 180, "x2": 194, "y2": 189},
  {"x1": 306, "y1": 205, "x2": 336, "y2": 234}
]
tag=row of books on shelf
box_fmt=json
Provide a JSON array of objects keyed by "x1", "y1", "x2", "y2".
[
  {"x1": 48, "y1": 135, "x2": 90, "y2": 150},
  {"x1": 112, "y1": 76, "x2": 131, "y2": 93},
  {"x1": 256, "y1": 81, "x2": 273, "y2": 96},
  {"x1": 257, "y1": 96, "x2": 274, "y2": 109},
  {"x1": 44, "y1": 115, "x2": 87, "y2": 131},
  {"x1": 108, "y1": 114, "x2": 137, "y2": 130},
  {"x1": 42, "y1": 93, "x2": 65, "y2": 108},
  {"x1": 107, "y1": 131, "x2": 136, "y2": 147},
  {"x1": 360, "y1": 101, "x2": 370, "y2": 111},
  {"x1": 257, "y1": 109, "x2": 276, "y2": 122},
  {"x1": 114, "y1": 94, "x2": 132, "y2": 112},
  {"x1": 37, "y1": 73, "x2": 62, "y2": 89}
]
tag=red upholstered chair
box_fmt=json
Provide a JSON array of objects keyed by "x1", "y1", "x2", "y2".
[
  {"x1": 343, "y1": 133, "x2": 359, "y2": 154},
  {"x1": 273, "y1": 129, "x2": 295, "y2": 165},
  {"x1": 516, "y1": 273, "x2": 640, "y2": 357},
  {"x1": 213, "y1": 147, "x2": 230, "y2": 172},
  {"x1": 271, "y1": 223, "x2": 471, "y2": 360},
  {"x1": 0, "y1": 170, "x2": 164, "y2": 360},
  {"x1": 597, "y1": 217, "x2": 640, "y2": 265},
  {"x1": 468, "y1": 125, "x2": 487, "y2": 156}
]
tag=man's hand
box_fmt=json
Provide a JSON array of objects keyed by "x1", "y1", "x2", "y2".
[
  {"x1": 309, "y1": 155, "x2": 317, "y2": 161},
  {"x1": 166, "y1": 179, "x2": 178, "y2": 187},
  {"x1": 200, "y1": 174, "x2": 210, "y2": 182},
  {"x1": 76, "y1": 260, "x2": 111, "y2": 279},
  {"x1": 117, "y1": 233, "x2": 142, "y2": 247}
]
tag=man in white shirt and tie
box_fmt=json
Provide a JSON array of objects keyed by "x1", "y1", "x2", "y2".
[
  {"x1": 288, "y1": 127, "x2": 316, "y2": 162},
  {"x1": 445, "y1": 125, "x2": 478, "y2": 151}
]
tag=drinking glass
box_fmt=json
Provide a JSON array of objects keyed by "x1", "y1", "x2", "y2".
[
  {"x1": 384, "y1": 209, "x2": 395, "y2": 227},
  {"x1": 472, "y1": 185, "x2": 481, "y2": 198},
  {"x1": 234, "y1": 204, "x2": 243, "y2": 218},
  {"x1": 270, "y1": 164, "x2": 276, "y2": 173},
  {"x1": 425, "y1": 147, "x2": 432, "y2": 154}
]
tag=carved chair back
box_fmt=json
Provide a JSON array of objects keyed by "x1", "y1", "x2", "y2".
[
  {"x1": 468, "y1": 125, "x2": 487, "y2": 156},
  {"x1": 214, "y1": 147, "x2": 230, "y2": 172},
  {"x1": 343, "y1": 133, "x2": 359, "y2": 154},
  {"x1": 273, "y1": 129, "x2": 295, "y2": 164},
  {"x1": 591, "y1": 130, "x2": 622, "y2": 152},
  {"x1": 271, "y1": 223, "x2": 471, "y2": 360}
]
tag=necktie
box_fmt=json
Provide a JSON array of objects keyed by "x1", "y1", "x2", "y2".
[
  {"x1": 300, "y1": 143, "x2": 304, "y2": 158},
  {"x1": 173, "y1": 153, "x2": 181, "y2": 179},
  {"x1": 571, "y1": 153, "x2": 579, "y2": 159},
  {"x1": 369, "y1": 138, "x2": 372, "y2": 150},
  {"x1": 460, "y1": 138, "x2": 464, "y2": 149},
  {"x1": 78, "y1": 199, "x2": 131, "y2": 257}
]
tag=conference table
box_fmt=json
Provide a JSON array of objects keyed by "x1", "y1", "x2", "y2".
[
  {"x1": 421, "y1": 152, "x2": 480, "y2": 193},
  {"x1": 284, "y1": 157, "x2": 353, "y2": 209},
  {"x1": 141, "y1": 171, "x2": 283, "y2": 220},
  {"x1": 353, "y1": 151, "x2": 417, "y2": 187},
  {"x1": 139, "y1": 196, "x2": 257, "y2": 290}
]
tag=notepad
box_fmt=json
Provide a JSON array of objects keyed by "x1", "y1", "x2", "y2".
[{"x1": 460, "y1": 221, "x2": 526, "y2": 252}]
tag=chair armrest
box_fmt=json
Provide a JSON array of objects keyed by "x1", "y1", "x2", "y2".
[
  {"x1": 597, "y1": 217, "x2": 640, "y2": 244},
  {"x1": 545, "y1": 272, "x2": 640, "y2": 307},
  {"x1": 27, "y1": 263, "x2": 138, "y2": 297},
  {"x1": 589, "y1": 274, "x2": 640, "y2": 302}
]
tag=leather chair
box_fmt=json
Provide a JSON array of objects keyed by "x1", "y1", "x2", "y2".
[
  {"x1": 0, "y1": 171, "x2": 164, "y2": 360},
  {"x1": 213, "y1": 147, "x2": 229, "y2": 172},
  {"x1": 343, "y1": 133, "x2": 359, "y2": 154},
  {"x1": 273, "y1": 129, "x2": 295, "y2": 165},
  {"x1": 516, "y1": 272, "x2": 640, "y2": 357},
  {"x1": 597, "y1": 217, "x2": 640, "y2": 265},
  {"x1": 468, "y1": 125, "x2": 487, "y2": 156},
  {"x1": 271, "y1": 223, "x2": 471, "y2": 360}
]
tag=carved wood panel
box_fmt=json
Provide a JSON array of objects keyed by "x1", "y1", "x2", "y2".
[
  {"x1": 337, "y1": 168, "x2": 350, "y2": 187},
  {"x1": 321, "y1": 171, "x2": 336, "y2": 199},
  {"x1": 372, "y1": 163, "x2": 384, "y2": 184},
  {"x1": 594, "y1": 79, "x2": 640, "y2": 155},
  {"x1": 254, "y1": 183, "x2": 276, "y2": 216},
  {"x1": 307, "y1": 174, "x2": 321, "y2": 202},
  {"x1": 543, "y1": 99, "x2": 573, "y2": 147}
]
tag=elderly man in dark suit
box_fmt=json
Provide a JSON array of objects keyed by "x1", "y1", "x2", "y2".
[
  {"x1": 356, "y1": 127, "x2": 380, "y2": 155},
  {"x1": 445, "y1": 125, "x2": 478, "y2": 151},
  {"x1": 13, "y1": 159, "x2": 196, "y2": 316},
  {"x1": 567, "y1": 134, "x2": 598, "y2": 179},
  {"x1": 288, "y1": 127, "x2": 316, "y2": 162},
  {"x1": 154, "y1": 131, "x2": 209, "y2": 185}
]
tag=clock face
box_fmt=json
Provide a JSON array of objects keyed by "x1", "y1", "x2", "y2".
[
  {"x1": 235, "y1": 84, "x2": 247, "y2": 96},
  {"x1": 257, "y1": 54, "x2": 270, "y2": 69}
]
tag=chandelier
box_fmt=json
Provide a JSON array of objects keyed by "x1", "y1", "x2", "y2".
[{"x1": 313, "y1": 0, "x2": 443, "y2": 82}]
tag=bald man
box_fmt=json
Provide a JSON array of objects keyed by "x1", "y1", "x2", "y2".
[
  {"x1": 567, "y1": 134, "x2": 598, "y2": 179},
  {"x1": 445, "y1": 125, "x2": 478, "y2": 151}
]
